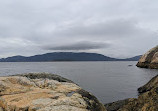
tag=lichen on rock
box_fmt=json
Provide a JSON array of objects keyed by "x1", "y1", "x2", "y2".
[{"x1": 0, "y1": 73, "x2": 106, "y2": 111}]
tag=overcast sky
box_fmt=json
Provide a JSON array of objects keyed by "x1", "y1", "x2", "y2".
[{"x1": 0, "y1": 0, "x2": 158, "y2": 58}]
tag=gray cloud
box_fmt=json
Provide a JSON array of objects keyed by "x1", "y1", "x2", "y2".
[
  {"x1": 43, "y1": 41, "x2": 110, "y2": 51},
  {"x1": 0, "y1": 0, "x2": 158, "y2": 58},
  {"x1": 53, "y1": 19, "x2": 140, "y2": 38}
]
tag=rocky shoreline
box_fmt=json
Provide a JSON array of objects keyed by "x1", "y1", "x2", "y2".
[
  {"x1": 105, "y1": 74, "x2": 158, "y2": 111},
  {"x1": 104, "y1": 45, "x2": 158, "y2": 111},
  {"x1": 0, "y1": 72, "x2": 157, "y2": 111},
  {"x1": 0, "y1": 73, "x2": 106, "y2": 111}
]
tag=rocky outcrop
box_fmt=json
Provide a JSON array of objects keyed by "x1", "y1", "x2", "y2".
[
  {"x1": 0, "y1": 73, "x2": 106, "y2": 111},
  {"x1": 138, "y1": 75, "x2": 158, "y2": 94},
  {"x1": 105, "y1": 75, "x2": 158, "y2": 111},
  {"x1": 104, "y1": 99, "x2": 132, "y2": 111},
  {"x1": 136, "y1": 45, "x2": 158, "y2": 68}
]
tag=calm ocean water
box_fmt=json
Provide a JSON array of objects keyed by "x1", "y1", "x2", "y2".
[{"x1": 0, "y1": 61, "x2": 157, "y2": 103}]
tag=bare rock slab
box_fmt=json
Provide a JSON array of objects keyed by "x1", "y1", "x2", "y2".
[{"x1": 0, "y1": 73, "x2": 106, "y2": 111}]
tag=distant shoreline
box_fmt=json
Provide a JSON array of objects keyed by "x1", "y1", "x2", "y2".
[
  {"x1": 0, "y1": 60, "x2": 139, "y2": 62},
  {"x1": 0, "y1": 52, "x2": 141, "y2": 62}
]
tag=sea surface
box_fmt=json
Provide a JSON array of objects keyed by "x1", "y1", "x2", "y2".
[{"x1": 0, "y1": 61, "x2": 157, "y2": 103}]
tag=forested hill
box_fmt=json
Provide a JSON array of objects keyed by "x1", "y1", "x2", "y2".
[{"x1": 0, "y1": 52, "x2": 141, "y2": 62}]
